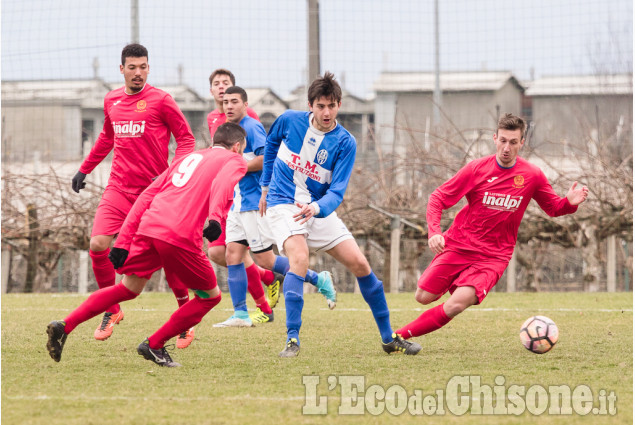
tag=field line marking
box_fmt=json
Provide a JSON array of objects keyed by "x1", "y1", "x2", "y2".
[{"x1": 2, "y1": 307, "x2": 632, "y2": 313}]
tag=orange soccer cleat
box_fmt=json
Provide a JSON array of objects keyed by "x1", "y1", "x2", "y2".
[
  {"x1": 176, "y1": 327, "x2": 195, "y2": 349},
  {"x1": 94, "y1": 310, "x2": 125, "y2": 341}
]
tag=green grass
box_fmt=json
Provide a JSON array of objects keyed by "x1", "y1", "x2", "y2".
[{"x1": 2, "y1": 292, "x2": 632, "y2": 424}]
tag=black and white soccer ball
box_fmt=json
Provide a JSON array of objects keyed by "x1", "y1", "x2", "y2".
[{"x1": 519, "y1": 315, "x2": 559, "y2": 354}]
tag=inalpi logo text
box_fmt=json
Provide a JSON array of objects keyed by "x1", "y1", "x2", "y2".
[
  {"x1": 112, "y1": 120, "x2": 146, "y2": 137},
  {"x1": 482, "y1": 192, "x2": 523, "y2": 211}
]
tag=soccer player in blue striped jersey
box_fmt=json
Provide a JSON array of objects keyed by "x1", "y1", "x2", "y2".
[
  {"x1": 259, "y1": 72, "x2": 422, "y2": 357},
  {"x1": 216, "y1": 86, "x2": 332, "y2": 328}
]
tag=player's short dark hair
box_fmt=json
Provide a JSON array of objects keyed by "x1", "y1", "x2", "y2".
[
  {"x1": 209, "y1": 68, "x2": 236, "y2": 87},
  {"x1": 213, "y1": 122, "x2": 246, "y2": 149},
  {"x1": 121, "y1": 43, "x2": 148, "y2": 66},
  {"x1": 497, "y1": 113, "x2": 526, "y2": 138},
  {"x1": 307, "y1": 71, "x2": 342, "y2": 106},
  {"x1": 225, "y1": 86, "x2": 248, "y2": 102}
]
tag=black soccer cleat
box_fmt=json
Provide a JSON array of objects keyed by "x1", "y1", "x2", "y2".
[
  {"x1": 137, "y1": 339, "x2": 182, "y2": 367},
  {"x1": 46, "y1": 321, "x2": 68, "y2": 362},
  {"x1": 279, "y1": 338, "x2": 300, "y2": 358},
  {"x1": 382, "y1": 333, "x2": 422, "y2": 355}
]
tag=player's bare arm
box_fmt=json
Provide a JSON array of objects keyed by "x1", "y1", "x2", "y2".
[
  {"x1": 566, "y1": 181, "x2": 589, "y2": 206},
  {"x1": 247, "y1": 155, "x2": 264, "y2": 172}
]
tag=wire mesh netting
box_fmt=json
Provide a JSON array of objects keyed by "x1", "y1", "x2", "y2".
[{"x1": 2, "y1": 0, "x2": 632, "y2": 293}]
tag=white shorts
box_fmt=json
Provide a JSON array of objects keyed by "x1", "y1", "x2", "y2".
[
  {"x1": 266, "y1": 204, "x2": 353, "y2": 256},
  {"x1": 225, "y1": 210, "x2": 276, "y2": 252}
]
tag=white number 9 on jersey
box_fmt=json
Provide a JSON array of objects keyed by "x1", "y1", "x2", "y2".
[{"x1": 171, "y1": 153, "x2": 203, "y2": 187}]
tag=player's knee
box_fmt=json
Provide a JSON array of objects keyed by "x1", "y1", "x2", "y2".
[
  {"x1": 289, "y1": 252, "x2": 309, "y2": 272},
  {"x1": 415, "y1": 290, "x2": 438, "y2": 305},
  {"x1": 123, "y1": 275, "x2": 147, "y2": 295},
  {"x1": 225, "y1": 244, "x2": 244, "y2": 265},
  {"x1": 443, "y1": 299, "x2": 470, "y2": 318},
  {"x1": 349, "y1": 254, "x2": 371, "y2": 277},
  {"x1": 207, "y1": 246, "x2": 226, "y2": 266},
  {"x1": 89, "y1": 236, "x2": 111, "y2": 252},
  {"x1": 195, "y1": 286, "x2": 221, "y2": 301},
  {"x1": 252, "y1": 250, "x2": 275, "y2": 270}
]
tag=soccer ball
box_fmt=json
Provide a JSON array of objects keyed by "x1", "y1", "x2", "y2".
[{"x1": 519, "y1": 316, "x2": 559, "y2": 354}]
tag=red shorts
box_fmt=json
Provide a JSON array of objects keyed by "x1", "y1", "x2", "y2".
[
  {"x1": 91, "y1": 188, "x2": 139, "y2": 237},
  {"x1": 117, "y1": 235, "x2": 217, "y2": 291},
  {"x1": 418, "y1": 248, "x2": 508, "y2": 304},
  {"x1": 208, "y1": 216, "x2": 227, "y2": 247}
]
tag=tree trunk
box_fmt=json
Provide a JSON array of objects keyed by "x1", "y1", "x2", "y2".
[
  {"x1": 580, "y1": 222, "x2": 601, "y2": 291},
  {"x1": 24, "y1": 203, "x2": 39, "y2": 293}
]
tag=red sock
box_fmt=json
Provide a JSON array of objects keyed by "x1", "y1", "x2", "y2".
[
  {"x1": 90, "y1": 249, "x2": 119, "y2": 314},
  {"x1": 64, "y1": 283, "x2": 138, "y2": 333},
  {"x1": 148, "y1": 294, "x2": 221, "y2": 349},
  {"x1": 246, "y1": 263, "x2": 265, "y2": 301},
  {"x1": 256, "y1": 300, "x2": 272, "y2": 315},
  {"x1": 395, "y1": 303, "x2": 452, "y2": 339},
  {"x1": 259, "y1": 266, "x2": 275, "y2": 286},
  {"x1": 170, "y1": 280, "x2": 190, "y2": 308}
]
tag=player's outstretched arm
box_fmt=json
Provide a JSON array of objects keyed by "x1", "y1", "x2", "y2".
[
  {"x1": 533, "y1": 172, "x2": 583, "y2": 217},
  {"x1": 566, "y1": 181, "x2": 589, "y2": 206}
]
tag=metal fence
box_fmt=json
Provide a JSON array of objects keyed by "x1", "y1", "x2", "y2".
[{"x1": 1, "y1": 0, "x2": 632, "y2": 293}]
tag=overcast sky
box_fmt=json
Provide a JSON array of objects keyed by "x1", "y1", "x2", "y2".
[{"x1": 2, "y1": 0, "x2": 632, "y2": 100}]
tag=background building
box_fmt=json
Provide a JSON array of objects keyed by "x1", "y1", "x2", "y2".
[{"x1": 525, "y1": 74, "x2": 633, "y2": 160}]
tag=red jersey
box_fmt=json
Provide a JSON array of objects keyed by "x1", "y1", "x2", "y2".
[
  {"x1": 80, "y1": 84, "x2": 196, "y2": 195},
  {"x1": 427, "y1": 155, "x2": 577, "y2": 259},
  {"x1": 207, "y1": 107, "x2": 259, "y2": 138},
  {"x1": 115, "y1": 147, "x2": 247, "y2": 253}
]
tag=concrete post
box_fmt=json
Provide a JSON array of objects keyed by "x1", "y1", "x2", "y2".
[
  {"x1": 390, "y1": 216, "x2": 401, "y2": 293},
  {"x1": 78, "y1": 250, "x2": 88, "y2": 294},
  {"x1": 607, "y1": 235, "x2": 616, "y2": 292},
  {"x1": 2, "y1": 250, "x2": 10, "y2": 293},
  {"x1": 507, "y1": 248, "x2": 517, "y2": 292}
]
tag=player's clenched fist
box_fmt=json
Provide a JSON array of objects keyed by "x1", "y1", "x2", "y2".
[
  {"x1": 428, "y1": 234, "x2": 445, "y2": 255},
  {"x1": 71, "y1": 171, "x2": 87, "y2": 193}
]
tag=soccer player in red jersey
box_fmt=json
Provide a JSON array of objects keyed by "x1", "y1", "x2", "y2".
[
  {"x1": 207, "y1": 69, "x2": 259, "y2": 138},
  {"x1": 47, "y1": 123, "x2": 248, "y2": 367},
  {"x1": 206, "y1": 69, "x2": 284, "y2": 312},
  {"x1": 395, "y1": 113, "x2": 589, "y2": 343},
  {"x1": 70, "y1": 44, "x2": 197, "y2": 344}
]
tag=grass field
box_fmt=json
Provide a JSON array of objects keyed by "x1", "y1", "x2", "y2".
[{"x1": 2, "y1": 291, "x2": 632, "y2": 424}]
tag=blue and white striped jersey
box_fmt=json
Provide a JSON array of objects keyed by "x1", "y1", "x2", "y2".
[
  {"x1": 260, "y1": 110, "x2": 357, "y2": 218},
  {"x1": 232, "y1": 115, "x2": 266, "y2": 212}
]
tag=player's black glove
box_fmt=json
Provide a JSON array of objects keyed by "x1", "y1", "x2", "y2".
[
  {"x1": 71, "y1": 171, "x2": 87, "y2": 193},
  {"x1": 108, "y1": 247, "x2": 129, "y2": 269},
  {"x1": 203, "y1": 220, "x2": 222, "y2": 242}
]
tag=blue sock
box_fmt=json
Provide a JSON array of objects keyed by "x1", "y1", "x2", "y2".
[
  {"x1": 358, "y1": 271, "x2": 393, "y2": 343},
  {"x1": 305, "y1": 269, "x2": 319, "y2": 286},
  {"x1": 273, "y1": 256, "x2": 290, "y2": 275},
  {"x1": 283, "y1": 272, "x2": 304, "y2": 344},
  {"x1": 274, "y1": 255, "x2": 319, "y2": 285},
  {"x1": 227, "y1": 263, "x2": 248, "y2": 313}
]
